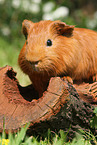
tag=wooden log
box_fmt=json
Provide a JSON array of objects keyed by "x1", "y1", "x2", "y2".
[{"x1": 0, "y1": 65, "x2": 97, "y2": 138}]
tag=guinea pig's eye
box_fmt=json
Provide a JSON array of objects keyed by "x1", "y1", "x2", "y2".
[{"x1": 46, "y1": 39, "x2": 52, "y2": 47}]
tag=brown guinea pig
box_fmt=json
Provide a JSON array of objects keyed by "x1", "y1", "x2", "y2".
[{"x1": 18, "y1": 20, "x2": 97, "y2": 96}]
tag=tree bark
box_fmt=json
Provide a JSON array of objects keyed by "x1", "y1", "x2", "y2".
[{"x1": 0, "y1": 65, "x2": 97, "y2": 138}]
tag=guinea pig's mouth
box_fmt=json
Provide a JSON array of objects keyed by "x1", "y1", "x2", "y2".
[{"x1": 29, "y1": 61, "x2": 40, "y2": 71}]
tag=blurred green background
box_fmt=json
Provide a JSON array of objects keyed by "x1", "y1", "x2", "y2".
[{"x1": 0, "y1": 0, "x2": 97, "y2": 86}]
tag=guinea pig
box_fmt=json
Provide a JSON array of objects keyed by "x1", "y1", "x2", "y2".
[{"x1": 18, "y1": 19, "x2": 97, "y2": 96}]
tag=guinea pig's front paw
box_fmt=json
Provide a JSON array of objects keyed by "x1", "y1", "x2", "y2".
[{"x1": 62, "y1": 76, "x2": 73, "y2": 84}]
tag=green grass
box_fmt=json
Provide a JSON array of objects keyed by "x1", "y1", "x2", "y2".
[
  {"x1": 0, "y1": 38, "x2": 18, "y2": 66},
  {"x1": 0, "y1": 37, "x2": 31, "y2": 86},
  {"x1": 0, "y1": 124, "x2": 97, "y2": 145}
]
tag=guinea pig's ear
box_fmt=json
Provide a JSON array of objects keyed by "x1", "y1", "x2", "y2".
[
  {"x1": 53, "y1": 22, "x2": 74, "y2": 37},
  {"x1": 22, "y1": 20, "x2": 34, "y2": 39}
]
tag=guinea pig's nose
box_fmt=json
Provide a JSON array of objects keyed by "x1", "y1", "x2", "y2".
[
  {"x1": 29, "y1": 61, "x2": 40, "y2": 71},
  {"x1": 29, "y1": 61, "x2": 39, "y2": 65}
]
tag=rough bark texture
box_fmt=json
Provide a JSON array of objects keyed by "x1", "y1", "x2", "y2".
[{"x1": 0, "y1": 65, "x2": 97, "y2": 138}]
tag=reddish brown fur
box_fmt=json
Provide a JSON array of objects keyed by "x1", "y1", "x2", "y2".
[{"x1": 18, "y1": 20, "x2": 97, "y2": 96}]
